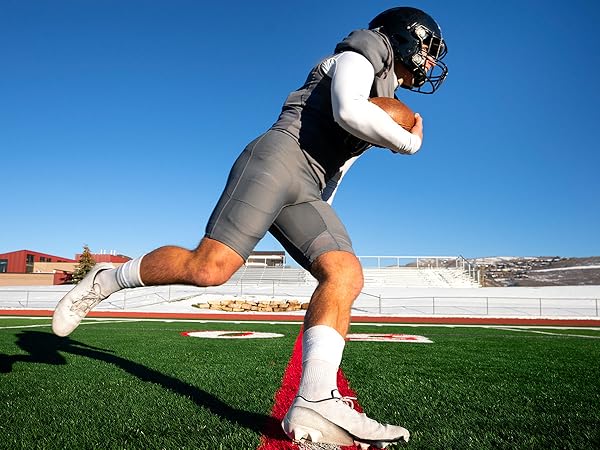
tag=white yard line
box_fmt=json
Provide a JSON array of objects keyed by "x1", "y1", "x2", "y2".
[
  {"x1": 0, "y1": 323, "x2": 53, "y2": 330},
  {"x1": 1, "y1": 316, "x2": 599, "y2": 331},
  {"x1": 0, "y1": 319, "x2": 140, "y2": 330},
  {"x1": 491, "y1": 327, "x2": 600, "y2": 339}
]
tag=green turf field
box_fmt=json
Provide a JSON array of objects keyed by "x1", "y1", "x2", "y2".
[{"x1": 1, "y1": 318, "x2": 599, "y2": 449}]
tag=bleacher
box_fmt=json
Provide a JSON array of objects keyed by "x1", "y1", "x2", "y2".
[
  {"x1": 224, "y1": 264, "x2": 479, "y2": 288},
  {"x1": 361, "y1": 267, "x2": 478, "y2": 288},
  {"x1": 224, "y1": 266, "x2": 309, "y2": 286}
]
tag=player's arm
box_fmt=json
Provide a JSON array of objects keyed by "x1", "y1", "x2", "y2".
[{"x1": 329, "y1": 51, "x2": 422, "y2": 155}]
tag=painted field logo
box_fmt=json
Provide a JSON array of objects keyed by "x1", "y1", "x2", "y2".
[
  {"x1": 181, "y1": 330, "x2": 284, "y2": 339},
  {"x1": 346, "y1": 333, "x2": 433, "y2": 343}
]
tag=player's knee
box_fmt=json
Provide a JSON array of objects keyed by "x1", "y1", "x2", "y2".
[
  {"x1": 312, "y1": 251, "x2": 364, "y2": 296},
  {"x1": 342, "y1": 262, "x2": 364, "y2": 297},
  {"x1": 187, "y1": 238, "x2": 243, "y2": 287},
  {"x1": 189, "y1": 265, "x2": 232, "y2": 287},
  {"x1": 186, "y1": 255, "x2": 236, "y2": 287}
]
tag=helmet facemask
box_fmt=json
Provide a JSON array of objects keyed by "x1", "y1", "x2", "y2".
[{"x1": 397, "y1": 23, "x2": 448, "y2": 94}]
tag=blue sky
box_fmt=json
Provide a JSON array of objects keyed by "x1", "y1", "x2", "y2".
[{"x1": 2, "y1": 0, "x2": 599, "y2": 261}]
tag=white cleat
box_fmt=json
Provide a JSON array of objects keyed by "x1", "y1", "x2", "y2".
[
  {"x1": 282, "y1": 390, "x2": 410, "y2": 449},
  {"x1": 283, "y1": 405, "x2": 353, "y2": 446},
  {"x1": 52, "y1": 263, "x2": 114, "y2": 337}
]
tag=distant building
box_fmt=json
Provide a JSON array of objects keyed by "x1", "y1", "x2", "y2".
[
  {"x1": 0, "y1": 250, "x2": 76, "y2": 274},
  {"x1": 0, "y1": 248, "x2": 286, "y2": 286},
  {"x1": 0, "y1": 249, "x2": 131, "y2": 286}
]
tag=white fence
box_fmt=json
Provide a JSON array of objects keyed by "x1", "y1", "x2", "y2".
[
  {"x1": 1, "y1": 284, "x2": 598, "y2": 318},
  {"x1": 353, "y1": 292, "x2": 600, "y2": 317}
]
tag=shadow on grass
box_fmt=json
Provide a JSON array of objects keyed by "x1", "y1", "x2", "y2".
[{"x1": 0, "y1": 330, "x2": 285, "y2": 440}]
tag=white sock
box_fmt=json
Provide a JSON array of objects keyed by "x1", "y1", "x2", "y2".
[
  {"x1": 297, "y1": 325, "x2": 345, "y2": 400},
  {"x1": 96, "y1": 255, "x2": 146, "y2": 297}
]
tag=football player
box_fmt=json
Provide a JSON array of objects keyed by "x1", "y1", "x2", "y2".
[{"x1": 53, "y1": 6, "x2": 448, "y2": 448}]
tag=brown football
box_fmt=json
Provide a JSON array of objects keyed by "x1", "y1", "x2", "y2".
[{"x1": 369, "y1": 97, "x2": 416, "y2": 131}]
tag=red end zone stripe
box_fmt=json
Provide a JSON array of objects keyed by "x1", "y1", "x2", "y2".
[{"x1": 258, "y1": 329, "x2": 360, "y2": 450}]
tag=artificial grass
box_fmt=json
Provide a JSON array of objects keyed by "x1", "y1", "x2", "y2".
[
  {"x1": 0, "y1": 317, "x2": 53, "y2": 328},
  {"x1": 1, "y1": 319, "x2": 599, "y2": 449},
  {"x1": 0, "y1": 320, "x2": 297, "y2": 449},
  {"x1": 343, "y1": 325, "x2": 600, "y2": 449}
]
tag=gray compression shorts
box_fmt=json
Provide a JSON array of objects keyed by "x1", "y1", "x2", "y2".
[{"x1": 205, "y1": 129, "x2": 354, "y2": 270}]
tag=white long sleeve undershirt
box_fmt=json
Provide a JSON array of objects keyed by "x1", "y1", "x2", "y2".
[{"x1": 326, "y1": 51, "x2": 422, "y2": 155}]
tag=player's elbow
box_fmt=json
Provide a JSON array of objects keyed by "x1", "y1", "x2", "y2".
[{"x1": 333, "y1": 105, "x2": 360, "y2": 131}]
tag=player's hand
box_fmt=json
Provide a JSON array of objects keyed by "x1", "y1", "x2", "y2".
[{"x1": 410, "y1": 113, "x2": 423, "y2": 142}]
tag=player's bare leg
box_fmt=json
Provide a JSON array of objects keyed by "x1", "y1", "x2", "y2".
[
  {"x1": 52, "y1": 238, "x2": 243, "y2": 336},
  {"x1": 303, "y1": 250, "x2": 364, "y2": 336},
  {"x1": 283, "y1": 251, "x2": 410, "y2": 448},
  {"x1": 139, "y1": 237, "x2": 244, "y2": 287}
]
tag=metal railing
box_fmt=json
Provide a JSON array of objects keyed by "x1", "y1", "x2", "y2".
[
  {"x1": 1, "y1": 286, "x2": 598, "y2": 318},
  {"x1": 357, "y1": 255, "x2": 462, "y2": 269},
  {"x1": 458, "y1": 255, "x2": 481, "y2": 284},
  {"x1": 353, "y1": 293, "x2": 600, "y2": 317}
]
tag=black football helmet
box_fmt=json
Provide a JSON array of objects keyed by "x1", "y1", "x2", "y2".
[{"x1": 369, "y1": 7, "x2": 448, "y2": 94}]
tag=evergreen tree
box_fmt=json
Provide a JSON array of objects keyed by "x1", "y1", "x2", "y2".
[{"x1": 71, "y1": 245, "x2": 96, "y2": 284}]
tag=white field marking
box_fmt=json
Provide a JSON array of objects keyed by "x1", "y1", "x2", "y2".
[
  {"x1": 0, "y1": 316, "x2": 53, "y2": 320},
  {"x1": 346, "y1": 333, "x2": 433, "y2": 343},
  {"x1": 0, "y1": 316, "x2": 138, "y2": 322},
  {"x1": 491, "y1": 327, "x2": 600, "y2": 339},
  {"x1": 182, "y1": 330, "x2": 284, "y2": 339},
  {"x1": 0, "y1": 319, "x2": 140, "y2": 330},
  {"x1": 1, "y1": 317, "x2": 599, "y2": 331},
  {"x1": 0, "y1": 324, "x2": 53, "y2": 330}
]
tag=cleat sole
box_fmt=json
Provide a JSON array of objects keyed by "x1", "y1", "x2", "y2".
[{"x1": 282, "y1": 406, "x2": 355, "y2": 446}]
